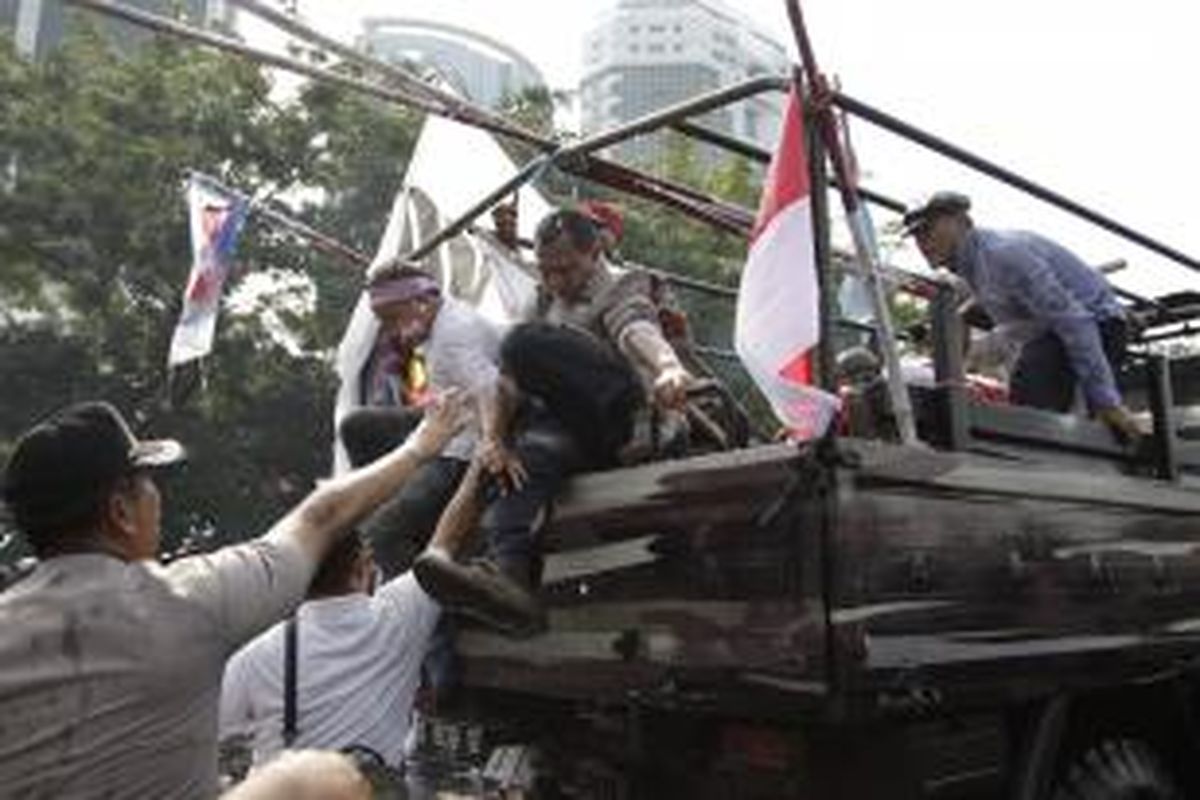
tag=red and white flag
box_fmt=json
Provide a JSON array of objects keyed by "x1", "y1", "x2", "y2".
[{"x1": 735, "y1": 87, "x2": 839, "y2": 439}]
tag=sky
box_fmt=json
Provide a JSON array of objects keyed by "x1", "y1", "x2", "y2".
[{"x1": 241, "y1": 0, "x2": 1200, "y2": 298}]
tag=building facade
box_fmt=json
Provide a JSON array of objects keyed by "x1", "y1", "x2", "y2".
[
  {"x1": 580, "y1": 0, "x2": 789, "y2": 167},
  {"x1": 6, "y1": 0, "x2": 232, "y2": 60},
  {"x1": 359, "y1": 18, "x2": 545, "y2": 110}
]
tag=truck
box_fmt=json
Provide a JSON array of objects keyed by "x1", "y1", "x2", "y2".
[{"x1": 398, "y1": 53, "x2": 1200, "y2": 800}]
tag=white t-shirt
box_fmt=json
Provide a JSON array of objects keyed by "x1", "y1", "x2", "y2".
[
  {"x1": 0, "y1": 537, "x2": 314, "y2": 800},
  {"x1": 218, "y1": 573, "x2": 440, "y2": 767},
  {"x1": 425, "y1": 296, "x2": 502, "y2": 461}
]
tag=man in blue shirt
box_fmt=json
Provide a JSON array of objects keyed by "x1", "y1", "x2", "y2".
[{"x1": 904, "y1": 191, "x2": 1139, "y2": 440}]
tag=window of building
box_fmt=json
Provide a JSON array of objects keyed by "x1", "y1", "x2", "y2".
[
  {"x1": 630, "y1": 44, "x2": 640, "y2": 53},
  {"x1": 648, "y1": 43, "x2": 664, "y2": 53},
  {"x1": 630, "y1": 25, "x2": 640, "y2": 33},
  {"x1": 673, "y1": 44, "x2": 682, "y2": 52},
  {"x1": 649, "y1": 24, "x2": 665, "y2": 33}
]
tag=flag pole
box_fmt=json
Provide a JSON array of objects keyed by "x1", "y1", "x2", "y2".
[
  {"x1": 188, "y1": 172, "x2": 370, "y2": 269},
  {"x1": 785, "y1": 0, "x2": 918, "y2": 445}
]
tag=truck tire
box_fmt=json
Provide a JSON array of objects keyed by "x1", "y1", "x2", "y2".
[{"x1": 1050, "y1": 737, "x2": 1183, "y2": 800}]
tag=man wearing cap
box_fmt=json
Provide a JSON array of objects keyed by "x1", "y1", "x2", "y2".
[
  {"x1": 0, "y1": 397, "x2": 462, "y2": 799},
  {"x1": 904, "y1": 191, "x2": 1140, "y2": 440}
]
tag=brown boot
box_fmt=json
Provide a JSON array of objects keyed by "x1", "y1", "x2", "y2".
[{"x1": 413, "y1": 550, "x2": 546, "y2": 637}]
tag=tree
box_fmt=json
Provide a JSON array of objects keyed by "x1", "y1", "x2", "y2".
[{"x1": 0, "y1": 26, "x2": 421, "y2": 559}]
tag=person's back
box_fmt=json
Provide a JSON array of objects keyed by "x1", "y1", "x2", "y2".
[
  {"x1": 220, "y1": 572, "x2": 438, "y2": 767},
  {"x1": 0, "y1": 545, "x2": 303, "y2": 798},
  {"x1": 0, "y1": 398, "x2": 465, "y2": 799}
]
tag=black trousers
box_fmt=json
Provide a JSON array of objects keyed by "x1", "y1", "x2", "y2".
[
  {"x1": 480, "y1": 323, "x2": 643, "y2": 582},
  {"x1": 1009, "y1": 317, "x2": 1127, "y2": 412},
  {"x1": 339, "y1": 407, "x2": 467, "y2": 578}
]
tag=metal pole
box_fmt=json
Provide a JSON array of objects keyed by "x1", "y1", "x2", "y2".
[
  {"x1": 402, "y1": 154, "x2": 555, "y2": 265},
  {"x1": 189, "y1": 172, "x2": 369, "y2": 267},
  {"x1": 670, "y1": 120, "x2": 910, "y2": 215},
  {"x1": 65, "y1": 0, "x2": 449, "y2": 116},
  {"x1": 66, "y1": 0, "x2": 761, "y2": 239},
  {"x1": 229, "y1": 0, "x2": 549, "y2": 151},
  {"x1": 830, "y1": 90, "x2": 1200, "y2": 275},
  {"x1": 786, "y1": 0, "x2": 918, "y2": 445},
  {"x1": 555, "y1": 76, "x2": 788, "y2": 160}
]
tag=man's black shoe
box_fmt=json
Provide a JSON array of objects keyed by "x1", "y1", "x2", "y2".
[{"x1": 413, "y1": 550, "x2": 547, "y2": 637}]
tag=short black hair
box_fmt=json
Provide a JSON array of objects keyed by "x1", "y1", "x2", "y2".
[
  {"x1": 534, "y1": 209, "x2": 599, "y2": 252},
  {"x1": 308, "y1": 533, "x2": 365, "y2": 598}
]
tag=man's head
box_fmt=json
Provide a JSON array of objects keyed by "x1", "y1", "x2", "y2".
[
  {"x1": 2, "y1": 401, "x2": 185, "y2": 560},
  {"x1": 220, "y1": 749, "x2": 372, "y2": 800},
  {"x1": 367, "y1": 264, "x2": 442, "y2": 350},
  {"x1": 903, "y1": 191, "x2": 972, "y2": 269},
  {"x1": 579, "y1": 200, "x2": 624, "y2": 255},
  {"x1": 534, "y1": 209, "x2": 602, "y2": 303},
  {"x1": 307, "y1": 533, "x2": 374, "y2": 599}
]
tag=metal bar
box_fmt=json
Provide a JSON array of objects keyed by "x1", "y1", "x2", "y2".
[
  {"x1": 190, "y1": 172, "x2": 370, "y2": 267},
  {"x1": 670, "y1": 120, "x2": 910, "y2": 216},
  {"x1": 806, "y1": 82, "x2": 835, "y2": 395},
  {"x1": 556, "y1": 75, "x2": 788, "y2": 160},
  {"x1": 787, "y1": 1, "x2": 917, "y2": 445},
  {"x1": 643, "y1": 267, "x2": 737, "y2": 299},
  {"x1": 831, "y1": 90, "x2": 1200, "y2": 274},
  {"x1": 403, "y1": 155, "x2": 554, "y2": 265},
  {"x1": 229, "y1": 0, "x2": 549, "y2": 151},
  {"x1": 1147, "y1": 354, "x2": 1180, "y2": 481},
  {"x1": 66, "y1": 0, "x2": 451, "y2": 115},
  {"x1": 692, "y1": 344, "x2": 741, "y2": 361},
  {"x1": 67, "y1": 0, "x2": 762, "y2": 239},
  {"x1": 931, "y1": 281, "x2": 970, "y2": 450}
]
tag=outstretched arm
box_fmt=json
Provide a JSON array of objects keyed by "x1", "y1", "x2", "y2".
[{"x1": 269, "y1": 392, "x2": 465, "y2": 563}]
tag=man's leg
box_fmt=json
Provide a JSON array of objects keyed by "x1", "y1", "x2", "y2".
[
  {"x1": 1009, "y1": 332, "x2": 1075, "y2": 412},
  {"x1": 361, "y1": 457, "x2": 467, "y2": 578},
  {"x1": 339, "y1": 407, "x2": 424, "y2": 467},
  {"x1": 501, "y1": 323, "x2": 642, "y2": 466},
  {"x1": 413, "y1": 416, "x2": 582, "y2": 636},
  {"x1": 480, "y1": 418, "x2": 582, "y2": 587}
]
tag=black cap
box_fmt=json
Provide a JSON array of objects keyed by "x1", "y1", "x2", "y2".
[
  {"x1": 2, "y1": 402, "x2": 185, "y2": 542},
  {"x1": 902, "y1": 191, "x2": 971, "y2": 235}
]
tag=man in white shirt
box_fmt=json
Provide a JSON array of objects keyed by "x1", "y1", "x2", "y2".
[
  {"x1": 219, "y1": 460, "x2": 484, "y2": 769},
  {"x1": 339, "y1": 264, "x2": 503, "y2": 578},
  {"x1": 0, "y1": 397, "x2": 463, "y2": 799}
]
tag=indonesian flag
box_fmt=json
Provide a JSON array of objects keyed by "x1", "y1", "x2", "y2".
[
  {"x1": 735, "y1": 87, "x2": 839, "y2": 439},
  {"x1": 168, "y1": 176, "x2": 249, "y2": 367}
]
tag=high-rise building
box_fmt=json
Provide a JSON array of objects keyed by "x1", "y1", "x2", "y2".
[
  {"x1": 580, "y1": 0, "x2": 789, "y2": 167},
  {"x1": 8, "y1": 0, "x2": 233, "y2": 60},
  {"x1": 359, "y1": 18, "x2": 546, "y2": 110}
]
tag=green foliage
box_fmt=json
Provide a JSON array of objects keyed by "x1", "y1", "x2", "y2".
[{"x1": 0, "y1": 28, "x2": 420, "y2": 556}]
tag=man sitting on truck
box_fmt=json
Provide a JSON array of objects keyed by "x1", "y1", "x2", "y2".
[
  {"x1": 412, "y1": 209, "x2": 696, "y2": 635},
  {"x1": 904, "y1": 191, "x2": 1140, "y2": 441}
]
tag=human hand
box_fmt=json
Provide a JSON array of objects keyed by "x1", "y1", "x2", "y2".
[
  {"x1": 478, "y1": 436, "x2": 528, "y2": 494},
  {"x1": 409, "y1": 389, "x2": 467, "y2": 458},
  {"x1": 653, "y1": 365, "x2": 693, "y2": 410},
  {"x1": 1096, "y1": 404, "x2": 1142, "y2": 445}
]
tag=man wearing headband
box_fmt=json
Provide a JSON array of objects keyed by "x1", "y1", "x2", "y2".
[{"x1": 340, "y1": 264, "x2": 504, "y2": 579}]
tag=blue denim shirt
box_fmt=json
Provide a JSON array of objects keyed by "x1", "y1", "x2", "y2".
[{"x1": 951, "y1": 228, "x2": 1125, "y2": 410}]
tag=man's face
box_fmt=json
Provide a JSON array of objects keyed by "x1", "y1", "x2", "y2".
[
  {"x1": 110, "y1": 472, "x2": 161, "y2": 560},
  {"x1": 375, "y1": 297, "x2": 436, "y2": 349},
  {"x1": 913, "y1": 214, "x2": 963, "y2": 269},
  {"x1": 535, "y1": 237, "x2": 597, "y2": 303}
]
